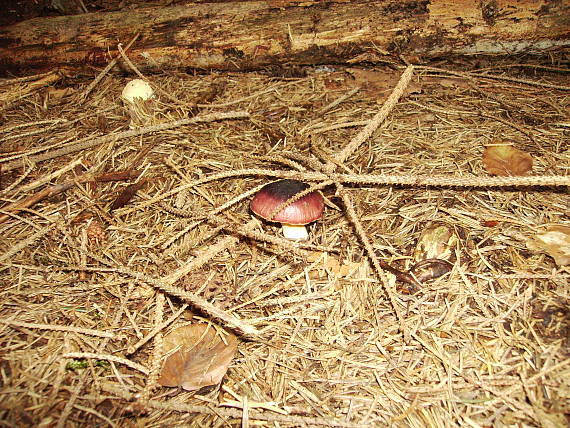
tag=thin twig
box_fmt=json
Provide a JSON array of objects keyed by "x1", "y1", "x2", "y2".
[
  {"x1": 119, "y1": 167, "x2": 570, "y2": 219},
  {"x1": 0, "y1": 182, "x2": 76, "y2": 224},
  {"x1": 196, "y1": 79, "x2": 307, "y2": 108},
  {"x1": 78, "y1": 33, "x2": 140, "y2": 103},
  {"x1": 337, "y1": 186, "x2": 411, "y2": 342},
  {"x1": 1, "y1": 319, "x2": 115, "y2": 339},
  {"x1": 163, "y1": 230, "x2": 243, "y2": 285},
  {"x1": 266, "y1": 180, "x2": 333, "y2": 221},
  {"x1": 320, "y1": 65, "x2": 415, "y2": 340},
  {"x1": 126, "y1": 304, "x2": 188, "y2": 355},
  {"x1": 1, "y1": 111, "x2": 250, "y2": 172},
  {"x1": 324, "y1": 65, "x2": 415, "y2": 172},
  {"x1": 117, "y1": 42, "x2": 189, "y2": 107},
  {"x1": 159, "y1": 203, "x2": 331, "y2": 255},
  {"x1": 0, "y1": 222, "x2": 55, "y2": 261},
  {"x1": 0, "y1": 70, "x2": 65, "y2": 112},
  {"x1": 56, "y1": 371, "x2": 89, "y2": 428},
  {"x1": 0, "y1": 168, "x2": 140, "y2": 224}
]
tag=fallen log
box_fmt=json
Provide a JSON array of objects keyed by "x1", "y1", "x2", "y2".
[{"x1": 0, "y1": 0, "x2": 569, "y2": 74}]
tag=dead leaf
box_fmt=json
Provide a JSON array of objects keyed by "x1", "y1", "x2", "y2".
[
  {"x1": 410, "y1": 223, "x2": 457, "y2": 283},
  {"x1": 110, "y1": 179, "x2": 146, "y2": 211},
  {"x1": 527, "y1": 226, "x2": 570, "y2": 266},
  {"x1": 158, "y1": 324, "x2": 238, "y2": 391},
  {"x1": 483, "y1": 144, "x2": 533, "y2": 176},
  {"x1": 413, "y1": 223, "x2": 459, "y2": 263},
  {"x1": 307, "y1": 252, "x2": 364, "y2": 279}
]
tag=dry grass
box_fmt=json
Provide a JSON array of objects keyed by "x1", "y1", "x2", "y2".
[{"x1": 1, "y1": 53, "x2": 569, "y2": 427}]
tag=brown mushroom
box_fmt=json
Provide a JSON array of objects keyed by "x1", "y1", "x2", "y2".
[{"x1": 250, "y1": 179, "x2": 324, "y2": 240}]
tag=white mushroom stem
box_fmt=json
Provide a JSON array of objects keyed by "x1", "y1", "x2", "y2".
[{"x1": 281, "y1": 224, "x2": 309, "y2": 240}]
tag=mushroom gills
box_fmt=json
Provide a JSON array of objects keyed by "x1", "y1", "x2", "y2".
[{"x1": 281, "y1": 224, "x2": 309, "y2": 240}]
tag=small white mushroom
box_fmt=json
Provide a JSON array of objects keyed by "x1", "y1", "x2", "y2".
[
  {"x1": 121, "y1": 79, "x2": 156, "y2": 128},
  {"x1": 121, "y1": 79, "x2": 155, "y2": 102}
]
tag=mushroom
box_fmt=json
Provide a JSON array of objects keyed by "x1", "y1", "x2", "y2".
[
  {"x1": 250, "y1": 179, "x2": 324, "y2": 240},
  {"x1": 121, "y1": 79, "x2": 156, "y2": 128},
  {"x1": 121, "y1": 79, "x2": 154, "y2": 102}
]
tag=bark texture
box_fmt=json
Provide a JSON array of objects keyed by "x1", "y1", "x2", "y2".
[{"x1": 0, "y1": 0, "x2": 569, "y2": 74}]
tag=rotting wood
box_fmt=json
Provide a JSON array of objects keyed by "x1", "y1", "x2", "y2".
[{"x1": 1, "y1": 0, "x2": 569, "y2": 74}]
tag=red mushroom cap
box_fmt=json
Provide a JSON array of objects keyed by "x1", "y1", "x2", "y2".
[{"x1": 250, "y1": 179, "x2": 324, "y2": 225}]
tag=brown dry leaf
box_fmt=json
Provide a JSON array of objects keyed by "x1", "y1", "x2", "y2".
[
  {"x1": 307, "y1": 252, "x2": 363, "y2": 278},
  {"x1": 483, "y1": 144, "x2": 533, "y2": 176},
  {"x1": 110, "y1": 179, "x2": 146, "y2": 212},
  {"x1": 158, "y1": 324, "x2": 238, "y2": 391},
  {"x1": 527, "y1": 226, "x2": 570, "y2": 266},
  {"x1": 413, "y1": 223, "x2": 459, "y2": 263},
  {"x1": 411, "y1": 223, "x2": 458, "y2": 282}
]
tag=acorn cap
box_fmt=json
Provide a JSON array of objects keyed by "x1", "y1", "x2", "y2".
[{"x1": 250, "y1": 179, "x2": 324, "y2": 225}]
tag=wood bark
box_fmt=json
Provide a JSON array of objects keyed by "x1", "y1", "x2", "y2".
[{"x1": 0, "y1": 0, "x2": 569, "y2": 74}]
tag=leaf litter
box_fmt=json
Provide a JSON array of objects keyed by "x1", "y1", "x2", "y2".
[{"x1": 0, "y1": 53, "x2": 569, "y2": 427}]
